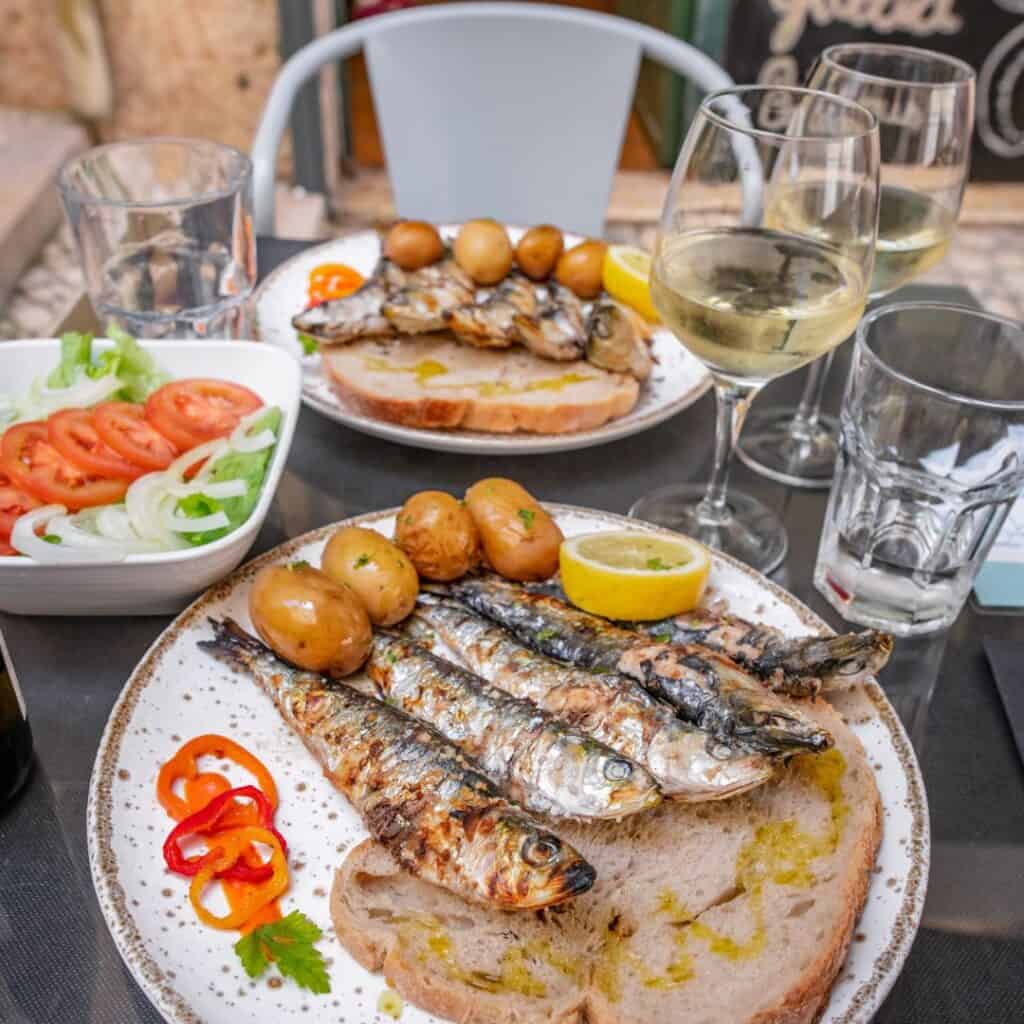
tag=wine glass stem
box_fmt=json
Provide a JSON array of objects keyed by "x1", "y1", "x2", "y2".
[
  {"x1": 791, "y1": 349, "x2": 835, "y2": 436},
  {"x1": 698, "y1": 380, "x2": 757, "y2": 526}
]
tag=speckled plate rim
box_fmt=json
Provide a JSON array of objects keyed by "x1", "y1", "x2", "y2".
[
  {"x1": 87, "y1": 505, "x2": 929, "y2": 1024},
  {"x1": 252, "y1": 230, "x2": 713, "y2": 455}
]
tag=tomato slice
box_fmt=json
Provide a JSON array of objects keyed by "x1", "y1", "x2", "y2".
[
  {"x1": 0, "y1": 482, "x2": 42, "y2": 548},
  {"x1": 307, "y1": 262, "x2": 364, "y2": 305},
  {"x1": 48, "y1": 408, "x2": 146, "y2": 481},
  {"x1": 145, "y1": 379, "x2": 262, "y2": 451},
  {"x1": 1, "y1": 421, "x2": 130, "y2": 511},
  {"x1": 93, "y1": 402, "x2": 179, "y2": 472}
]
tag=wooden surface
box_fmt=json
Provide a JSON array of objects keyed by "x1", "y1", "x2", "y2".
[{"x1": 331, "y1": 167, "x2": 1024, "y2": 228}]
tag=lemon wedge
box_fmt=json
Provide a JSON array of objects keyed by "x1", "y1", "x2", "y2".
[
  {"x1": 602, "y1": 245, "x2": 659, "y2": 323},
  {"x1": 560, "y1": 530, "x2": 710, "y2": 621}
]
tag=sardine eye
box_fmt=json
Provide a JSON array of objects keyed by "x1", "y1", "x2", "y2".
[
  {"x1": 838, "y1": 658, "x2": 867, "y2": 676},
  {"x1": 604, "y1": 758, "x2": 633, "y2": 782},
  {"x1": 521, "y1": 835, "x2": 561, "y2": 867}
]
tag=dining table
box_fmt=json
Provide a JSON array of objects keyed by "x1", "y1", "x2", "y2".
[{"x1": 0, "y1": 237, "x2": 1021, "y2": 1024}]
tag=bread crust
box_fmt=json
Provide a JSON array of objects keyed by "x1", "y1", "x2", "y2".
[
  {"x1": 322, "y1": 339, "x2": 640, "y2": 435},
  {"x1": 330, "y1": 694, "x2": 883, "y2": 1024}
]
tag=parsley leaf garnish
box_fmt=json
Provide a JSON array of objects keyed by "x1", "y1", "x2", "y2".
[
  {"x1": 646, "y1": 557, "x2": 674, "y2": 571},
  {"x1": 234, "y1": 910, "x2": 330, "y2": 994},
  {"x1": 536, "y1": 627, "x2": 557, "y2": 642},
  {"x1": 42, "y1": 534, "x2": 62, "y2": 545},
  {"x1": 651, "y1": 628, "x2": 674, "y2": 644},
  {"x1": 517, "y1": 509, "x2": 535, "y2": 529},
  {"x1": 354, "y1": 553, "x2": 371, "y2": 569},
  {"x1": 297, "y1": 333, "x2": 319, "y2": 355}
]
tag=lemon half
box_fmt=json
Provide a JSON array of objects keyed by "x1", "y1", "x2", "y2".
[
  {"x1": 560, "y1": 530, "x2": 710, "y2": 621},
  {"x1": 602, "y1": 245, "x2": 659, "y2": 323}
]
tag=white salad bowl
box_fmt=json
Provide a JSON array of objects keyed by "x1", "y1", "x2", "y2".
[{"x1": 0, "y1": 339, "x2": 301, "y2": 616}]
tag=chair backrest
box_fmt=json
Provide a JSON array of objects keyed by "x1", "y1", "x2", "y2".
[{"x1": 251, "y1": 2, "x2": 733, "y2": 236}]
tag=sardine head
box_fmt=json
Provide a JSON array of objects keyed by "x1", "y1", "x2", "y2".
[
  {"x1": 828, "y1": 631, "x2": 894, "y2": 682},
  {"x1": 462, "y1": 810, "x2": 595, "y2": 909},
  {"x1": 533, "y1": 734, "x2": 661, "y2": 820}
]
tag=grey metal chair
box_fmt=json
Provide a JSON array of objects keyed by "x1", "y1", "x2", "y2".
[{"x1": 251, "y1": 2, "x2": 733, "y2": 237}]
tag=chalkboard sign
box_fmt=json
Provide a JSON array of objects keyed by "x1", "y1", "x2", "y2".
[{"x1": 714, "y1": 0, "x2": 1024, "y2": 180}]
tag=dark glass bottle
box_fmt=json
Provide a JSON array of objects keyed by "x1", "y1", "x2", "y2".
[{"x1": 0, "y1": 649, "x2": 33, "y2": 806}]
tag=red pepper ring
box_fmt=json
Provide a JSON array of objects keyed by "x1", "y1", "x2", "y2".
[{"x1": 162, "y1": 786, "x2": 288, "y2": 883}]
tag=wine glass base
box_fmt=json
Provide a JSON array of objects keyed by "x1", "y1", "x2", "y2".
[
  {"x1": 629, "y1": 484, "x2": 788, "y2": 576},
  {"x1": 735, "y1": 407, "x2": 840, "y2": 489}
]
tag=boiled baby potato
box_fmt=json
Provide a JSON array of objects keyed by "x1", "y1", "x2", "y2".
[
  {"x1": 556, "y1": 239, "x2": 608, "y2": 298},
  {"x1": 322, "y1": 525, "x2": 419, "y2": 626},
  {"x1": 383, "y1": 220, "x2": 445, "y2": 270},
  {"x1": 516, "y1": 224, "x2": 564, "y2": 280},
  {"x1": 453, "y1": 219, "x2": 514, "y2": 285},
  {"x1": 394, "y1": 490, "x2": 480, "y2": 581},
  {"x1": 249, "y1": 563, "x2": 372, "y2": 677},
  {"x1": 465, "y1": 478, "x2": 563, "y2": 581}
]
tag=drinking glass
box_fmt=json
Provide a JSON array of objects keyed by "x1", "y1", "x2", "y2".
[
  {"x1": 816, "y1": 302, "x2": 1024, "y2": 636},
  {"x1": 630, "y1": 86, "x2": 879, "y2": 574},
  {"x1": 57, "y1": 138, "x2": 257, "y2": 339},
  {"x1": 738, "y1": 45, "x2": 975, "y2": 488}
]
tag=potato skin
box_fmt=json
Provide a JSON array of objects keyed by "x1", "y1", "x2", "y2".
[
  {"x1": 321, "y1": 526, "x2": 419, "y2": 626},
  {"x1": 453, "y1": 219, "x2": 514, "y2": 285},
  {"x1": 465, "y1": 478, "x2": 563, "y2": 581},
  {"x1": 383, "y1": 221, "x2": 445, "y2": 270},
  {"x1": 555, "y1": 240, "x2": 608, "y2": 298},
  {"x1": 516, "y1": 225, "x2": 564, "y2": 280},
  {"x1": 394, "y1": 491, "x2": 480, "y2": 581},
  {"x1": 249, "y1": 563, "x2": 372, "y2": 677}
]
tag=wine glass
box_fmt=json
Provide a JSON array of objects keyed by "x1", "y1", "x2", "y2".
[
  {"x1": 629, "y1": 85, "x2": 879, "y2": 574},
  {"x1": 737, "y1": 45, "x2": 975, "y2": 488}
]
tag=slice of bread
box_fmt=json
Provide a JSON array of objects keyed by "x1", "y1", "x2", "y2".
[
  {"x1": 331, "y1": 695, "x2": 881, "y2": 1024},
  {"x1": 321, "y1": 336, "x2": 640, "y2": 434}
]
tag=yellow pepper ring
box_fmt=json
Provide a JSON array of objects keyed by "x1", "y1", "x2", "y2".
[{"x1": 189, "y1": 826, "x2": 289, "y2": 930}]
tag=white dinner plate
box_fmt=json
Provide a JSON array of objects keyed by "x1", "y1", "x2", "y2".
[
  {"x1": 254, "y1": 228, "x2": 711, "y2": 454},
  {"x1": 88, "y1": 505, "x2": 928, "y2": 1024}
]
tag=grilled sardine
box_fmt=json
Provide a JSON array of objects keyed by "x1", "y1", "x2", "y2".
[
  {"x1": 409, "y1": 601, "x2": 774, "y2": 800},
  {"x1": 439, "y1": 576, "x2": 833, "y2": 756},
  {"x1": 200, "y1": 618, "x2": 595, "y2": 910},
  {"x1": 638, "y1": 609, "x2": 893, "y2": 696},
  {"x1": 448, "y1": 272, "x2": 537, "y2": 349},
  {"x1": 586, "y1": 302, "x2": 653, "y2": 381},
  {"x1": 292, "y1": 271, "x2": 395, "y2": 344},
  {"x1": 368, "y1": 634, "x2": 659, "y2": 819},
  {"x1": 526, "y1": 579, "x2": 890, "y2": 696},
  {"x1": 513, "y1": 281, "x2": 587, "y2": 361},
  {"x1": 381, "y1": 258, "x2": 475, "y2": 333}
]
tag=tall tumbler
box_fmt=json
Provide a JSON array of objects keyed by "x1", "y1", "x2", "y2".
[
  {"x1": 58, "y1": 138, "x2": 256, "y2": 339},
  {"x1": 816, "y1": 302, "x2": 1024, "y2": 635}
]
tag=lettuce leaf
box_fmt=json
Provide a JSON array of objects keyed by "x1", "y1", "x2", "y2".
[
  {"x1": 46, "y1": 332, "x2": 95, "y2": 388},
  {"x1": 176, "y1": 407, "x2": 282, "y2": 546},
  {"x1": 43, "y1": 327, "x2": 169, "y2": 403},
  {"x1": 105, "y1": 324, "x2": 170, "y2": 401}
]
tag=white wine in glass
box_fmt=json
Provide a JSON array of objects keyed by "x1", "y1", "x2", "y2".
[
  {"x1": 651, "y1": 227, "x2": 867, "y2": 382},
  {"x1": 630, "y1": 85, "x2": 879, "y2": 575},
  {"x1": 766, "y1": 182, "x2": 955, "y2": 299},
  {"x1": 738, "y1": 44, "x2": 975, "y2": 489}
]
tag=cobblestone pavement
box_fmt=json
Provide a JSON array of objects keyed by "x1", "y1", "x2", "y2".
[{"x1": 2, "y1": 221, "x2": 1021, "y2": 341}]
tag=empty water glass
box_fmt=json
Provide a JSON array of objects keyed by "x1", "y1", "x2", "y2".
[
  {"x1": 58, "y1": 138, "x2": 256, "y2": 339},
  {"x1": 815, "y1": 302, "x2": 1024, "y2": 635}
]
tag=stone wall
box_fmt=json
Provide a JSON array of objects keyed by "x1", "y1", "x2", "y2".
[
  {"x1": 0, "y1": 0, "x2": 282, "y2": 158},
  {"x1": 0, "y1": 2, "x2": 71, "y2": 111}
]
